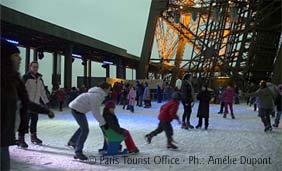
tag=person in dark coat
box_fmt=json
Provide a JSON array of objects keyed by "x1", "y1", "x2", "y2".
[
  {"x1": 103, "y1": 101, "x2": 139, "y2": 153},
  {"x1": 273, "y1": 84, "x2": 282, "y2": 128},
  {"x1": 1, "y1": 40, "x2": 55, "y2": 170},
  {"x1": 157, "y1": 85, "x2": 163, "y2": 103},
  {"x1": 180, "y1": 73, "x2": 195, "y2": 129},
  {"x1": 145, "y1": 92, "x2": 182, "y2": 149},
  {"x1": 196, "y1": 86, "x2": 211, "y2": 130}
]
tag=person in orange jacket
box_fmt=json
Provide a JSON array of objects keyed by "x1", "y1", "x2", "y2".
[{"x1": 145, "y1": 92, "x2": 182, "y2": 149}]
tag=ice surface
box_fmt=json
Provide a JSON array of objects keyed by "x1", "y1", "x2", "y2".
[{"x1": 9, "y1": 102, "x2": 282, "y2": 171}]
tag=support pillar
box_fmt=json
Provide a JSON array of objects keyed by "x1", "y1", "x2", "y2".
[
  {"x1": 33, "y1": 49, "x2": 38, "y2": 62},
  {"x1": 116, "y1": 58, "x2": 126, "y2": 79},
  {"x1": 87, "y1": 59, "x2": 92, "y2": 87},
  {"x1": 83, "y1": 59, "x2": 87, "y2": 87},
  {"x1": 272, "y1": 46, "x2": 282, "y2": 84},
  {"x1": 64, "y1": 46, "x2": 72, "y2": 89},
  {"x1": 106, "y1": 65, "x2": 110, "y2": 78},
  {"x1": 136, "y1": 0, "x2": 168, "y2": 79},
  {"x1": 52, "y1": 52, "x2": 59, "y2": 89},
  {"x1": 25, "y1": 47, "x2": 30, "y2": 73}
]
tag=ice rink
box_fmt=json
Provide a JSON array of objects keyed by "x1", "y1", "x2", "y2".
[{"x1": 9, "y1": 102, "x2": 282, "y2": 171}]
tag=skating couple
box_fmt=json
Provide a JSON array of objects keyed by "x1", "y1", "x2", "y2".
[{"x1": 67, "y1": 82, "x2": 139, "y2": 160}]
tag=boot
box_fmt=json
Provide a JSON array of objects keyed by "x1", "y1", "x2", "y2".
[
  {"x1": 145, "y1": 134, "x2": 152, "y2": 144},
  {"x1": 231, "y1": 115, "x2": 235, "y2": 119},
  {"x1": 74, "y1": 153, "x2": 88, "y2": 160},
  {"x1": 272, "y1": 123, "x2": 278, "y2": 128},
  {"x1": 223, "y1": 113, "x2": 227, "y2": 118},
  {"x1": 18, "y1": 135, "x2": 28, "y2": 148},
  {"x1": 67, "y1": 141, "x2": 76, "y2": 149},
  {"x1": 187, "y1": 123, "x2": 194, "y2": 129},
  {"x1": 181, "y1": 122, "x2": 188, "y2": 129},
  {"x1": 195, "y1": 125, "x2": 201, "y2": 129},
  {"x1": 204, "y1": 126, "x2": 208, "y2": 130},
  {"x1": 167, "y1": 141, "x2": 178, "y2": 149},
  {"x1": 31, "y1": 133, "x2": 43, "y2": 144}
]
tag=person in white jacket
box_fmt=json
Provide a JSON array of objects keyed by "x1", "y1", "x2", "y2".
[
  {"x1": 67, "y1": 82, "x2": 111, "y2": 160},
  {"x1": 22, "y1": 61, "x2": 50, "y2": 145}
]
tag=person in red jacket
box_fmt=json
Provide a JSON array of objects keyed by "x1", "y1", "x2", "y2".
[{"x1": 145, "y1": 92, "x2": 182, "y2": 149}]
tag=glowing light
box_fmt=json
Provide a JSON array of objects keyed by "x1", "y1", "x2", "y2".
[
  {"x1": 6, "y1": 39, "x2": 19, "y2": 45},
  {"x1": 72, "y1": 54, "x2": 82, "y2": 58},
  {"x1": 103, "y1": 61, "x2": 113, "y2": 65}
]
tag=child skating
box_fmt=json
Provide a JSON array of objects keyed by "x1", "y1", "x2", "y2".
[
  {"x1": 103, "y1": 101, "x2": 139, "y2": 153},
  {"x1": 145, "y1": 92, "x2": 182, "y2": 149}
]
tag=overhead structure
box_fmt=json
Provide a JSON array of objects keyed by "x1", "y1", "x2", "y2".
[{"x1": 138, "y1": 0, "x2": 282, "y2": 87}]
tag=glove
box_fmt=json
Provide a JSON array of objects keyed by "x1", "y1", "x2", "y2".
[
  {"x1": 101, "y1": 124, "x2": 109, "y2": 130},
  {"x1": 48, "y1": 111, "x2": 55, "y2": 119}
]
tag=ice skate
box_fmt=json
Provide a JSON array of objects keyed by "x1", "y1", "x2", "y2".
[
  {"x1": 167, "y1": 142, "x2": 178, "y2": 149},
  {"x1": 74, "y1": 153, "x2": 88, "y2": 160},
  {"x1": 18, "y1": 135, "x2": 28, "y2": 148},
  {"x1": 145, "y1": 134, "x2": 152, "y2": 144},
  {"x1": 181, "y1": 122, "x2": 188, "y2": 129},
  {"x1": 66, "y1": 141, "x2": 76, "y2": 149},
  {"x1": 31, "y1": 133, "x2": 43, "y2": 145}
]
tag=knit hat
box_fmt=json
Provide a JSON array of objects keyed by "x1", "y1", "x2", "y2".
[
  {"x1": 104, "y1": 101, "x2": 116, "y2": 109},
  {"x1": 1, "y1": 39, "x2": 20, "y2": 58},
  {"x1": 171, "y1": 92, "x2": 182, "y2": 100}
]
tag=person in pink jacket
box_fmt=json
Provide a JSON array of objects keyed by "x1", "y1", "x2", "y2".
[
  {"x1": 223, "y1": 85, "x2": 236, "y2": 119},
  {"x1": 127, "y1": 86, "x2": 136, "y2": 113}
]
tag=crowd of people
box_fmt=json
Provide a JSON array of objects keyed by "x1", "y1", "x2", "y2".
[{"x1": 1, "y1": 40, "x2": 281, "y2": 169}]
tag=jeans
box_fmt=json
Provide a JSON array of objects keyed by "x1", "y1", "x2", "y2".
[
  {"x1": 69, "y1": 109, "x2": 89, "y2": 153},
  {"x1": 274, "y1": 111, "x2": 281, "y2": 125},
  {"x1": 0, "y1": 147, "x2": 10, "y2": 171}
]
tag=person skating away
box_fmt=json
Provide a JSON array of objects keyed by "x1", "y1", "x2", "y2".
[
  {"x1": 67, "y1": 82, "x2": 111, "y2": 160},
  {"x1": 223, "y1": 85, "x2": 236, "y2": 119},
  {"x1": 196, "y1": 86, "x2": 211, "y2": 130},
  {"x1": 217, "y1": 87, "x2": 227, "y2": 114},
  {"x1": 273, "y1": 84, "x2": 282, "y2": 128},
  {"x1": 180, "y1": 73, "x2": 195, "y2": 129},
  {"x1": 127, "y1": 86, "x2": 136, "y2": 113},
  {"x1": 103, "y1": 101, "x2": 139, "y2": 153},
  {"x1": 143, "y1": 82, "x2": 151, "y2": 108},
  {"x1": 145, "y1": 92, "x2": 182, "y2": 149},
  {"x1": 245, "y1": 80, "x2": 275, "y2": 132}
]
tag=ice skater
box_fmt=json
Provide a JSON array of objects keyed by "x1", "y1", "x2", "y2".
[
  {"x1": 67, "y1": 82, "x2": 111, "y2": 160},
  {"x1": 102, "y1": 101, "x2": 139, "y2": 153},
  {"x1": 196, "y1": 85, "x2": 211, "y2": 130},
  {"x1": 145, "y1": 92, "x2": 182, "y2": 149},
  {"x1": 223, "y1": 85, "x2": 236, "y2": 119},
  {"x1": 180, "y1": 73, "x2": 195, "y2": 129},
  {"x1": 273, "y1": 84, "x2": 282, "y2": 128},
  {"x1": 245, "y1": 80, "x2": 275, "y2": 132}
]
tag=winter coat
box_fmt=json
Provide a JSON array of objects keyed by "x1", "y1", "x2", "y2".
[
  {"x1": 127, "y1": 88, "x2": 136, "y2": 106},
  {"x1": 248, "y1": 88, "x2": 274, "y2": 109},
  {"x1": 197, "y1": 90, "x2": 211, "y2": 118},
  {"x1": 274, "y1": 94, "x2": 282, "y2": 111},
  {"x1": 223, "y1": 88, "x2": 236, "y2": 103},
  {"x1": 143, "y1": 87, "x2": 151, "y2": 100},
  {"x1": 23, "y1": 72, "x2": 49, "y2": 105},
  {"x1": 181, "y1": 80, "x2": 194, "y2": 103},
  {"x1": 55, "y1": 90, "x2": 65, "y2": 102},
  {"x1": 158, "y1": 99, "x2": 180, "y2": 122},
  {"x1": 103, "y1": 110, "x2": 124, "y2": 134},
  {"x1": 69, "y1": 87, "x2": 107, "y2": 126},
  {"x1": 1, "y1": 76, "x2": 51, "y2": 147}
]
